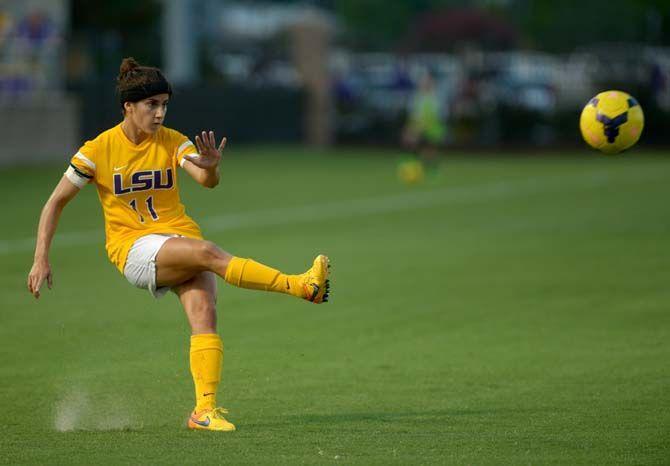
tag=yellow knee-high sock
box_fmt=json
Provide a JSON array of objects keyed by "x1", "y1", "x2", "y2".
[
  {"x1": 190, "y1": 333, "x2": 223, "y2": 412},
  {"x1": 224, "y1": 257, "x2": 303, "y2": 297}
]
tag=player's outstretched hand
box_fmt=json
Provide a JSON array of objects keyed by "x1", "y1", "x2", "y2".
[
  {"x1": 187, "y1": 131, "x2": 226, "y2": 169},
  {"x1": 27, "y1": 260, "x2": 53, "y2": 299}
]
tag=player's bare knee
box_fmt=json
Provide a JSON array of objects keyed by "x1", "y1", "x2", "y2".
[
  {"x1": 194, "y1": 241, "x2": 219, "y2": 265},
  {"x1": 197, "y1": 241, "x2": 232, "y2": 270}
]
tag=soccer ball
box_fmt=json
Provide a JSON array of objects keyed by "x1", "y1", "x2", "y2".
[
  {"x1": 579, "y1": 90, "x2": 644, "y2": 154},
  {"x1": 397, "y1": 159, "x2": 425, "y2": 185}
]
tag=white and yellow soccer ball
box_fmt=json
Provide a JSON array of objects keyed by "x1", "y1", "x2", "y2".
[{"x1": 579, "y1": 90, "x2": 644, "y2": 154}]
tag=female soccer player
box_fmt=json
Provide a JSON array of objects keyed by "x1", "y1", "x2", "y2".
[{"x1": 26, "y1": 57, "x2": 330, "y2": 432}]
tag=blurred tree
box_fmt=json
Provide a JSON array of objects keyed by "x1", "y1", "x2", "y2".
[
  {"x1": 403, "y1": 7, "x2": 518, "y2": 52},
  {"x1": 335, "y1": 0, "x2": 414, "y2": 47},
  {"x1": 335, "y1": 0, "x2": 477, "y2": 47},
  {"x1": 71, "y1": 0, "x2": 163, "y2": 77},
  {"x1": 514, "y1": 0, "x2": 670, "y2": 51},
  {"x1": 333, "y1": 0, "x2": 669, "y2": 50},
  {"x1": 72, "y1": 0, "x2": 161, "y2": 29}
]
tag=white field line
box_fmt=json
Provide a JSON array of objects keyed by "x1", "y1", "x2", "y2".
[{"x1": 0, "y1": 170, "x2": 652, "y2": 256}]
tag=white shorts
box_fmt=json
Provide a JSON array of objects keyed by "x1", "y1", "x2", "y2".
[{"x1": 123, "y1": 234, "x2": 178, "y2": 298}]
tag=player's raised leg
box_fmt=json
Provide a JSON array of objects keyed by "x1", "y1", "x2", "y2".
[
  {"x1": 173, "y1": 271, "x2": 235, "y2": 432},
  {"x1": 155, "y1": 237, "x2": 330, "y2": 303}
]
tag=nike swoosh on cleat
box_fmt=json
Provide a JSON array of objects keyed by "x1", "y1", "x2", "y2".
[
  {"x1": 203, "y1": 392, "x2": 215, "y2": 397},
  {"x1": 309, "y1": 284, "x2": 320, "y2": 301},
  {"x1": 191, "y1": 416, "x2": 211, "y2": 427},
  {"x1": 286, "y1": 278, "x2": 290, "y2": 290}
]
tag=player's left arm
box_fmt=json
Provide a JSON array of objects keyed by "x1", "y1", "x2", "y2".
[{"x1": 181, "y1": 131, "x2": 226, "y2": 188}]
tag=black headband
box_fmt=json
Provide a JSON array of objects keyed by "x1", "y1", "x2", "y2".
[{"x1": 118, "y1": 79, "x2": 172, "y2": 107}]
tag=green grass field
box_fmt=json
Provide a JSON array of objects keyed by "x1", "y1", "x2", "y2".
[{"x1": 1, "y1": 148, "x2": 669, "y2": 465}]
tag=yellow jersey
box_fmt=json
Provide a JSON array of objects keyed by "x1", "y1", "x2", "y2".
[{"x1": 65, "y1": 124, "x2": 203, "y2": 273}]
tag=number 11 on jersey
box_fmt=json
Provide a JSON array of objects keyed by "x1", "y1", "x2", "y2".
[{"x1": 129, "y1": 196, "x2": 159, "y2": 223}]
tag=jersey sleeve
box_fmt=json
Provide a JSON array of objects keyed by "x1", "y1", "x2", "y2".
[
  {"x1": 173, "y1": 131, "x2": 199, "y2": 168},
  {"x1": 64, "y1": 139, "x2": 98, "y2": 189}
]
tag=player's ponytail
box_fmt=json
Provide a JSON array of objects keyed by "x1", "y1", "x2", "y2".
[{"x1": 116, "y1": 57, "x2": 172, "y2": 113}]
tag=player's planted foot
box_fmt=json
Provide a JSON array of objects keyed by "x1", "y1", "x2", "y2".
[
  {"x1": 299, "y1": 254, "x2": 330, "y2": 303},
  {"x1": 187, "y1": 407, "x2": 236, "y2": 432}
]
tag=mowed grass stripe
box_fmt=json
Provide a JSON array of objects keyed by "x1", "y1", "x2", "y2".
[{"x1": 0, "y1": 166, "x2": 662, "y2": 256}]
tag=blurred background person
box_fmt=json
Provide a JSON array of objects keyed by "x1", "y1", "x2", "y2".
[{"x1": 401, "y1": 70, "x2": 448, "y2": 178}]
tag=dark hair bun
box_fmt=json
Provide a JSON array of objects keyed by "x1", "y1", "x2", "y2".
[
  {"x1": 119, "y1": 57, "x2": 140, "y2": 77},
  {"x1": 116, "y1": 58, "x2": 171, "y2": 111}
]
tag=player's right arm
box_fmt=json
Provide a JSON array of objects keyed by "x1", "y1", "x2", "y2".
[
  {"x1": 27, "y1": 176, "x2": 82, "y2": 299},
  {"x1": 28, "y1": 143, "x2": 97, "y2": 299}
]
